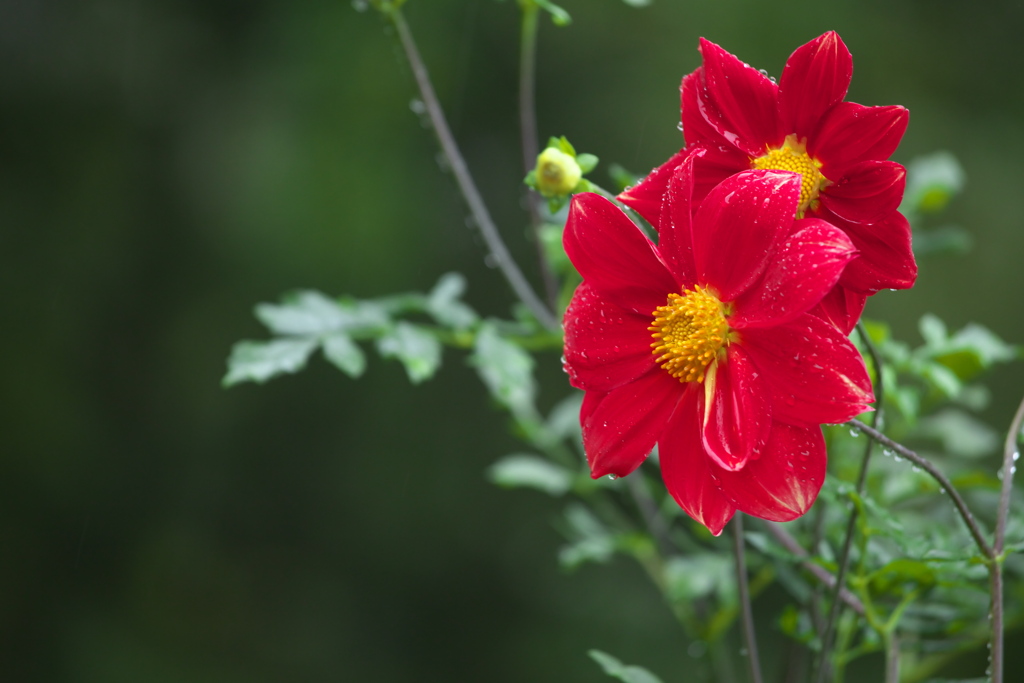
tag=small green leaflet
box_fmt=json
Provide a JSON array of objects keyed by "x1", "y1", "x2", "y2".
[{"x1": 588, "y1": 650, "x2": 664, "y2": 683}]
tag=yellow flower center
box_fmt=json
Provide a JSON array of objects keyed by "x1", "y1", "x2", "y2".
[
  {"x1": 649, "y1": 286, "x2": 731, "y2": 384},
  {"x1": 751, "y1": 134, "x2": 829, "y2": 218}
]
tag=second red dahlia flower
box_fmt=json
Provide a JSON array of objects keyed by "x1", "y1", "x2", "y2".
[{"x1": 563, "y1": 159, "x2": 874, "y2": 535}]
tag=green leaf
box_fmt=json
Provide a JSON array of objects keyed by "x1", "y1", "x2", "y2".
[
  {"x1": 376, "y1": 322, "x2": 442, "y2": 383},
  {"x1": 621, "y1": 0, "x2": 652, "y2": 6},
  {"x1": 322, "y1": 333, "x2": 366, "y2": 378},
  {"x1": 488, "y1": 455, "x2": 573, "y2": 496},
  {"x1": 426, "y1": 272, "x2": 478, "y2": 330},
  {"x1": 664, "y1": 554, "x2": 733, "y2": 602},
  {"x1": 916, "y1": 408, "x2": 999, "y2": 458},
  {"x1": 223, "y1": 338, "x2": 318, "y2": 386},
  {"x1": 575, "y1": 153, "x2": 599, "y2": 174},
  {"x1": 903, "y1": 151, "x2": 965, "y2": 214},
  {"x1": 919, "y1": 313, "x2": 948, "y2": 348},
  {"x1": 469, "y1": 323, "x2": 536, "y2": 414},
  {"x1": 255, "y1": 291, "x2": 349, "y2": 336},
  {"x1": 869, "y1": 558, "x2": 936, "y2": 595},
  {"x1": 559, "y1": 504, "x2": 614, "y2": 569},
  {"x1": 608, "y1": 163, "x2": 642, "y2": 193},
  {"x1": 588, "y1": 650, "x2": 664, "y2": 683}
]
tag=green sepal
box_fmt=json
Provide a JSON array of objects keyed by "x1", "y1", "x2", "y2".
[{"x1": 575, "y1": 153, "x2": 598, "y2": 174}]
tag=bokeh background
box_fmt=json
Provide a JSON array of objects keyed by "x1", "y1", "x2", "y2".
[{"x1": 5, "y1": 0, "x2": 1024, "y2": 680}]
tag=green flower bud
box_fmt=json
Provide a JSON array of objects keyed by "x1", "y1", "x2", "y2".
[{"x1": 534, "y1": 147, "x2": 582, "y2": 198}]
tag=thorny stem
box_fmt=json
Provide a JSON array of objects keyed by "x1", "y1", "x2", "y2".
[
  {"x1": 733, "y1": 514, "x2": 764, "y2": 683},
  {"x1": 389, "y1": 9, "x2": 559, "y2": 331},
  {"x1": 991, "y1": 393, "x2": 1024, "y2": 683},
  {"x1": 517, "y1": 2, "x2": 559, "y2": 311},
  {"x1": 849, "y1": 418, "x2": 993, "y2": 557},
  {"x1": 814, "y1": 322, "x2": 885, "y2": 683}
]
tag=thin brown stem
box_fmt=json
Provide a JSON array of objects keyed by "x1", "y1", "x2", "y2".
[
  {"x1": 733, "y1": 514, "x2": 764, "y2": 683},
  {"x1": 762, "y1": 522, "x2": 865, "y2": 616},
  {"x1": 389, "y1": 9, "x2": 559, "y2": 331},
  {"x1": 990, "y1": 393, "x2": 1024, "y2": 683},
  {"x1": 849, "y1": 418, "x2": 993, "y2": 558}
]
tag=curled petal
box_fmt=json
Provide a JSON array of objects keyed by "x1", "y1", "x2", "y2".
[
  {"x1": 658, "y1": 389, "x2": 736, "y2": 535},
  {"x1": 564, "y1": 193, "x2": 677, "y2": 314},
  {"x1": 581, "y1": 370, "x2": 682, "y2": 478},
  {"x1": 778, "y1": 31, "x2": 853, "y2": 139},
  {"x1": 831, "y1": 210, "x2": 917, "y2": 292},
  {"x1": 692, "y1": 170, "x2": 801, "y2": 301},
  {"x1": 563, "y1": 283, "x2": 657, "y2": 392},
  {"x1": 810, "y1": 285, "x2": 868, "y2": 335},
  {"x1": 741, "y1": 313, "x2": 874, "y2": 426},
  {"x1": 812, "y1": 103, "x2": 909, "y2": 178},
  {"x1": 731, "y1": 218, "x2": 856, "y2": 329},
  {"x1": 701, "y1": 346, "x2": 771, "y2": 471},
  {"x1": 681, "y1": 69, "x2": 737, "y2": 151},
  {"x1": 821, "y1": 161, "x2": 906, "y2": 225},
  {"x1": 698, "y1": 38, "x2": 782, "y2": 156},
  {"x1": 718, "y1": 421, "x2": 827, "y2": 522},
  {"x1": 617, "y1": 148, "x2": 691, "y2": 228}
]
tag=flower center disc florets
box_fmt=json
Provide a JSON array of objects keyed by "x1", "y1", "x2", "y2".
[
  {"x1": 751, "y1": 134, "x2": 828, "y2": 218},
  {"x1": 650, "y1": 286, "x2": 730, "y2": 384}
]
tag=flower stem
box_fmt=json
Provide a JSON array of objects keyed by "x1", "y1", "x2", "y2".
[
  {"x1": 814, "y1": 322, "x2": 885, "y2": 683},
  {"x1": 990, "y1": 393, "x2": 1024, "y2": 683},
  {"x1": 517, "y1": 2, "x2": 560, "y2": 311},
  {"x1": 388, "y1": 9, "x2": 559, "y2": 331},
  {"x1": 849, "y1": 417, "x2": 993, "y2": 558},
  {"x1": 733, "y1": 513, "x2": 764, "y2": 683}
]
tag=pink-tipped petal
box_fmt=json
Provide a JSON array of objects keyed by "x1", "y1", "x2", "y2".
[
  {"x1": 658, "y1": 389, "x2": 736, "y2": 535},
  {"x1": 831, "y1": 210, "x2": 918, "y2": 293},
  {"x1": 563, "y1": 283, "x2": 658, "y2": 392},
  {"x1": 810, "y1": 285, "x2": 868, "y2": 335},
  {"x1": 582, "y1": 370, "x2": 682, "y2": 478},
  {"x1": 821, "y1": 161, "x2": 906, "y2": 225},
  {"x1": 778, "y1": 32, "x2": 853, "y2": 139},
  {"x1": 701, "y1": 346, "x2": 771, "y2": 471},
  {"x1": 718, "y1": 421, "x2": 827, "y2": 522},
  {"x1": 654, "y1": 149, "x2": 705, "y2": 286},
  {"x1": 699, "y1": 38, "x2": 782, "y2": 156},
  {"x1": 617, "y1": 148, "x2": 691, "y2": 228},
  {"x1": 731, "y1": 218, "x2": 856, "y2": 329},
  {"x1": 691, "y1": 170, "x2": 801, "y2": 301},
  {"x1": 564, "y1": 193, "x2": 677, "y2": 314},
  {"x1": 812, "y1": 103, "x2": 909, "y2": 178},
  {"x1": 741, "y1": 313, "x2": 875, "y2": 426}
]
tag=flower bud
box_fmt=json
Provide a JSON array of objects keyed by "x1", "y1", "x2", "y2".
[{"x1": 534, "y1": 147, "x2": 582, "y2": 198}]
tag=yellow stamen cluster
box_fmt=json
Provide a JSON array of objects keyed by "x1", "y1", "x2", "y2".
[
  {"x1": 650, "y1": 286, "x2": 730, "y2": 384},
  {"x1": 751, "y1": 134, "x2": 828, "y2": 218}
]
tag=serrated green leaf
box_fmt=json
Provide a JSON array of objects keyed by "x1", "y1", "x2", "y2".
[
  {"x1": 575, "y1": 153, "x2": 598, "y2": 174},
  {"x1": 488, "y1": 455, "x2": 572, "y2": 496},
  {"x1": 469, "y1": 323, "x2": 536, "y2": 414},
  {"x1": 223, "y1": 338, "x2": 318, "y2": 386},
  {"x1": 588, "y1": 650, "x2": 664, "y2": 683},
  {"x1": 426, "y1": 272, "x2": 478, "y2": 330},
  {"x1": 376, "y1": 322, "x2": 442, "y2": 383},
  {"x1": 255, "y1": 291, "x2": 349, "y2": 336},
  {"x1": 322, "y1": 333, "x2": 366, "y2": 378}
]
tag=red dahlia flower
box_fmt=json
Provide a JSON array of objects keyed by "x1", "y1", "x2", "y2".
[
  {"x1": 619, "y1": 32, "x2": 915, "y2": 332},
  {"x1": 563, "y1": 160, "x2": 874, "y2": 535}
]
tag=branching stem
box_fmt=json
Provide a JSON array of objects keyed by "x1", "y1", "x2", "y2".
[{"x1": 389, "y1": 9, "x2": 559, "y2": 331}]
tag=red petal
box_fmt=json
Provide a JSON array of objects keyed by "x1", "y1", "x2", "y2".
[
  {"x1": 718, "y1": 421, "x2": 826, "y2": 522},
  {"x1": 581, "y1": 370, "x2": 682, "y2": 478},
  {"x1": 731, "y1": 217, "x2": 856, "y2": 329},
  {"x1": 617, "y1": 148, "x2": 690, "y2": 228},
  {"x1": 701, "y1": 346, "x2": 771, "y2": 471},
  {"x1": 778, "y1": 32, "x2": 853, "y2": 140},
  {"x1": 812, "y1": 103, "x2": 909, "y2": 178},
  {"x1": 830, "y1": 209, "x2": 917, "y2": 292},
  {"x1": 564, "y1": 193, "x2": 677, "y2": 314},
  {"x1": 691, "y1": 170, "x2": 801, "y2": 301},
  {"x1": 810, "y1": 285, "x2": 868, "y2": 335},
  {"x1": 653, "y1": 149, "x2": 705, "y2": 286},
  {"x1": 563, "y1": 283, "x2": 657, "y2": 392},
  {"x1": 740, "y1": 313, "x2": 874, "y2": 426},
  {"x1": 681, "y1": 69, "x2": 737, "y2": 151},
  {"x1": 821, "y1": 161, "x2": 906, "y2": 225},
  {"x1": 658, "y1": 389, "x2": 736, "y2": 535},
  {"x1": 699, "y1": 38, "x2": 782, "y2": 156}
]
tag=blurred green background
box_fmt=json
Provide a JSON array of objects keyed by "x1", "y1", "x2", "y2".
[{"x1": 4, "y1": 0, "x2": 1024, "y2": 680}]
